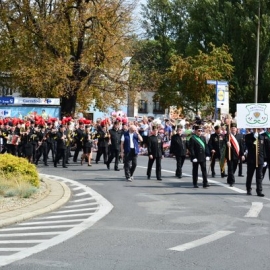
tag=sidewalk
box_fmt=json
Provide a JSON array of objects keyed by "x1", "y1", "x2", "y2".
[{"x1": 0, "y1": 177, "x2": 71, "y2": 228}]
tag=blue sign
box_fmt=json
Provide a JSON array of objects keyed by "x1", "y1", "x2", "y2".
[{"x1": 0, "y1": 97, "x2": 14, "y2": 104}]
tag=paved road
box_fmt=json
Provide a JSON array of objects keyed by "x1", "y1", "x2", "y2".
[{"x1": 2, "y1": 155, "x2": 270, "y2": 270}]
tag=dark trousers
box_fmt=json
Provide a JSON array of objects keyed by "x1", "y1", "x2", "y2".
[
  {"x1": 47, "y1": 142, "x2": 55, "y2": 162},
  {"x1": 246, "y1": 163, "x2": 263, "y2": 194},
  {"x1": 262, "y1": 158, "x2": 270, "y2": 180},
  {"x1": 96, "y1": 146, "x2": 109, "y2": 163},
  {"x1": 175, "y1": 155, "x2": 185, "y2": 177},
  {"x1": 227, "y1": 159, "x2": 238, "y2": 184},
  {"x1": 147, "y1": 157, "x2": 162, "y2": 179},
  {"x1": 107, "y1": 149, "x2": 120, "y2": 169},
  {"x1": 238, "y1": 158, "x2": 243, "y2": 175},
  {"x1": 55, "y1": 148, "x2": 67, "y2": 167},
  {"x1": 192, "y1": 161, "x2": 208, "y2": 185},
  {"x1": 124, "y1": 149, "x2": 137, "y2": 178},
  {"x1": 211, "y1": 154, "x2": 223, "y2": 174},
  {"x1": 35, "y1": 144, "x2": 48, "y2": 165},
  {"x1": 73, "y1": 143, "x2": 82, "y2": 162}
]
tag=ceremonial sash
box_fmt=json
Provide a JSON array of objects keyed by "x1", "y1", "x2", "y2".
[
  {"x1": 266, "y1": 132, "x2": 270, "y2": 139},
  {"x1": 193, "y1": 135, "x2": 205, "y2": 150},
  {"x1": 230, "y1": 134, "x2": 239, "y2": 156}
]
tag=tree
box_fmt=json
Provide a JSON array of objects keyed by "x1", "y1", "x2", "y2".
[
  {"x1": 0, "y1": 0, "x2": 135, "y2": 116},
  {"x1": 158, "y1": 44, "x2": 234, "y2": 115}
]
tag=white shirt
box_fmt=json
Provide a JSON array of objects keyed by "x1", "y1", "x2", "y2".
[{"x1": 121, "y1": 133, "x2": 135, "y2": 148}]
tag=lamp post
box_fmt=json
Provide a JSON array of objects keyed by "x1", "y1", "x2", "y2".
[{"x1": 255, "y1": 0, "x2": 260, "y2": 103}]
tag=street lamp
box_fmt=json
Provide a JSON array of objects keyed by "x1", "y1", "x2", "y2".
[{"x1": 255, "y1": 0, "x2": 260, "y2": 103}]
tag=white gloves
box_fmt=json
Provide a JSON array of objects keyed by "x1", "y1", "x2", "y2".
[
  {"x1": 192, "y1": 158, "x2": 198, "y2": 162},
  {"x1": 206, "y1": 157, "x2": 210, "y2": 161},
  {"x1": 227, "y1": 142, "x2": 231, "y2": 147},
  {"x1": 254, "y1": 132, "x2": 258, "y2": 139},
  {"x1": 263, "y1": 162, "x2": 267, "y2": 167}
]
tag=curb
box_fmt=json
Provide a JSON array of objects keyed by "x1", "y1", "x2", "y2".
[{"x1": 0, "y1": 177, "x2": 71, "y2": 228}]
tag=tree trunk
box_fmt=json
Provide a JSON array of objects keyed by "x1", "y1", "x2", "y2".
[{"x1": 61, "y1": 94, "x2": 77, "y2": 118}]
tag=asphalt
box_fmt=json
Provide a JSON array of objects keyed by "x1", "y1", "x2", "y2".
[{"x1": 0, "y1": 177, "x2": 71, "y2": 228}]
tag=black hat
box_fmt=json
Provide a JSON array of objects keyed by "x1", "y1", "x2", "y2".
[
  {"x1": 30, "y1": 120, "x2": 35, "y2": 124},
  {"x1": 194, "y1": 125, "x2": 202, "y2": 131},
  {"x1": 231, "y1": 123, "x2": 237, "y2": 128},
  {"x1": 8, "y1": 122, "x2": 13, "y2": 127}
]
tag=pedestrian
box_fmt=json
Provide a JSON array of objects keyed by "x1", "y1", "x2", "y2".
[
  {"x1": 189, "y1": 125, "x2": 210, "y2": 188},
  {"x1": 120, "y1": 125, "x2": 143, "y2": 181},
  {"x1": 245, "y1": 129, "x2": 266, "y2": 196},
  {"x1": 80, "y1": 125, "x2": 94, "y2": 166},
  {"x1": 54, "y1": 125, "x2": 68, "y2": 168},
  {"x1": 262, "y1": 127, "x2": 270, "y2": 180},
  {"x1": 73, "y1": 121, "x2": 84, "y2": 162},
  {"x1": 225, "y1": 123, "x2": 245, "y2": 187},
  {"x1": 106, "y1": 121, "x2": 122, "y2": 171},
  {"x1": 146, "y1": 125, "x2": 164, "y2": 181},
  {"x1": 170, "y1": 125, "x2": 187, "y2": 178},
  {"x1": 208, "y1": 125, "x2": 227, "y2": 178}
]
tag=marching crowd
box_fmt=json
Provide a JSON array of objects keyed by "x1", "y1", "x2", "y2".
[{"x1": 0, "y1": 113, "x2": 269, "y2": 197}]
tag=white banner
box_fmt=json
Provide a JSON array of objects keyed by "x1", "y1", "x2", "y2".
[
  {"x1": 236, "y1": 103, "x2": 270, "y2": 128},
  {"x1": 0, "y1": 109, "x2": 11, "y2": 117},
  {"x1": 14, "y1": 97, "x2": 60, "y2": 105}
]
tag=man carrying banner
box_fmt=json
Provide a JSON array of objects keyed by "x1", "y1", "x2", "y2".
[
  {"x1": 225, "y1": 123, "x2": 245, "y2": 187},
  {"x1": 245, "y1": 130, "x2": 266, "y2": 197},
  {"x1": 189, "y1": 125, "x2": 210, "y2": 188}
]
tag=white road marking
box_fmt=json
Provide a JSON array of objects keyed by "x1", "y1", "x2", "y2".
[
  {"x1": 0, "y1": 240, "x2": 47, "y2": 244},
  {"x1": 0, "y1": 232, "x2": 63, "y2": 237},
  {"x1": 18, "y1": 219, "x2": 85, "y2": 226},
  {"x1": 0, "y1": 248, "x2": 27, "y2": 252},
  {"x1": 37, "y1": 212, "x2": 96, "y2": 219},
  {"x1": 0, "y1": 175, "x2": 114, "y2": 267},
  {"x1": 63, "y1": 202, "x2": 98, "y2": 208},
  {"x1": 0, "y1": 225, "x2": 73, "y2": 231},
  {"x1": 138, "y1": 166, "x2": 246, "y2": 194},
  {"x1": 168, "y1": 231, "x2": 235, "y2": 252},
  {"x1": 244, "y1": 202, "x2": 264, "y2": 218},
  {"x1": 72, "y1": 197, "x2": 95, "y2": 203},
  {"x1": 53, "y1": 207, "x2": 99, "y2": 214},
  {"x1": 74, "y1": 191, "x2": 89, "y2": 197},
  {"x1": 72, "y1": 186, "x2": 83, "y2": 191}
]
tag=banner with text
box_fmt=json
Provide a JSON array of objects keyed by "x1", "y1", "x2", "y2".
[{"x1": 236, "y1": 103, "x2": 270, "y2": 128}]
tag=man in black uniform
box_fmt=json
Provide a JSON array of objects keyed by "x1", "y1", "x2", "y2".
[
  {"x1": 106, "y1": 121, "x2": 122, "y2": 171},
  {"x1": 147, "y1": 125, "x2": 164, "y2": 180},
  {"x1": 189, "y1": 125, "x2": 210, "y2": 188},
  {"x1": 170, "y1": 125, "x2": 186, "y2": 178},
  {"x1": 261, "y1": 127, "x2": 270, "y2": 180},
  {"x1": 35, "y1": 125, "x2": 49, "y2": 166},
  {"x1": 245, "y1": 130, "x2": 265, "y2": 196},
  {"x1": 54, "y1": 125, "x2": 68, "y2": 168},
  {"x1": 208, "y1": 125, "x2": 226, "y2": 177},
  {"x1": 73, "y1": 121, "x2": 84, "y2": 162},
  {"x1": 225, "y1": 123, "x2": 245, "y2": 187}
]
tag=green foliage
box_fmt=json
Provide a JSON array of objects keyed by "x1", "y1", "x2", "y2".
[{"x1": 0, "y1": 154, "x2": 40, "y2": 188}]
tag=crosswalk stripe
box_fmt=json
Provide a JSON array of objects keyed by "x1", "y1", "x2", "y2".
[
  {"x1": 74, "y1": 191, "x2": 89, "y2": 197},
  {"x1": 0, "y1": 240, "x2": 47, "y2": 243},
  {"x1": 0, "y1": 225, "x2": 73, "y2": 231},
  {"x1": 63, "y1": 202, "x2": 98, "y2": 209},
  {"x1": 53, "y1": 207, "x2": 99, "y2": 214},
  {"x1": 19, "y1": 219, "x2": 85, "y2": 226},
  {"x1": 0, "y1": 232, "x2": 63, "y2": 237}
]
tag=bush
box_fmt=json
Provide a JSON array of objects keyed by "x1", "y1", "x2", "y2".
[{"x1": 0, "y1": 154, "x2": 40, "y2": 188}]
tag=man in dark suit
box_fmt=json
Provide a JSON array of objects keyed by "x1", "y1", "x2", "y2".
[
  {"x1": 261, "y1": 127, "x2": 270, "y2": 180},
  {"x1": 225, "y1": 123, "x2": 245, "y2": 187},
  {"x1": 170, "y1": 125, "x2": 187, "y2": 178},
  {"x1": 147, "y1": 125, "x2": 164, "y2": 180},
  {"x1": 245, "y1": 130, "x2": 266, "y2": 196},
  {"x1": 189, "y1": 125, "x2": 210, "y2": 188},
  {"x1": 208, "y1": 125, "x2": 226, "y2": 177},
  {"x1": 54, "y1": 125, "x2": 68, "y2": 168},
  {"x1": 106, "y1": 121, "x2": 122, "y2": 171},
  {"x1": 73, "y1": 121, "x2": 84, "y2": 162}
]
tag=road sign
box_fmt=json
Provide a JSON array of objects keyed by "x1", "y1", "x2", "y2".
[{"x1": 0, "y1": 97, "x2": 14, "y2": 105}]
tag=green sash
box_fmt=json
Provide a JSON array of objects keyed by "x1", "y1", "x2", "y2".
[
  {"x1": 266, "y1": 132, "x2": 270, "y2": 139},
  {"x1": 193, "y1": 135, "x2": 205, "y2": 150}
]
